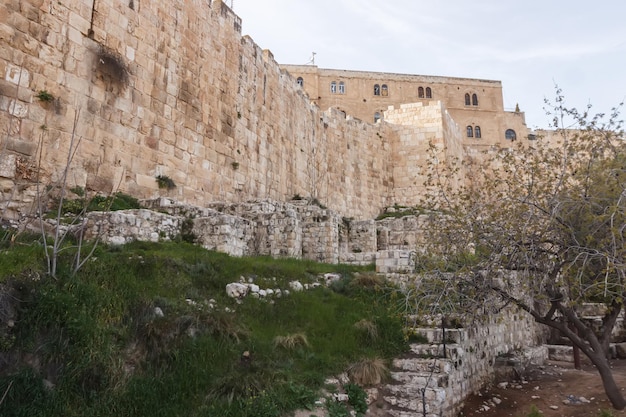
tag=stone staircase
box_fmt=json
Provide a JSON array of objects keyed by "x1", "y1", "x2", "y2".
[{"x1": 382, "y1": 328, "x2": 467, "y2": 417}]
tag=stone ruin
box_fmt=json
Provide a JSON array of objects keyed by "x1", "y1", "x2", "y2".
[{"x1": 18, "y1": 197, "x2": 624, "y2": 416}]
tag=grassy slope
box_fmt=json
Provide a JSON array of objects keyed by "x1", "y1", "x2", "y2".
[{"x1": 0, "y1": 237, "x2": 406, "y2": 417}]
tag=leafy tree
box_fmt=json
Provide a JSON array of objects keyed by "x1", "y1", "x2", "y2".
[{"x1": 420, "y1": 90, "x2": 626, "y2": 409}]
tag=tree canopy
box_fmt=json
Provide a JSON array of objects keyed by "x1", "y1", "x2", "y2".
[{"x1": 420, "y1": 91, "x2": 626, "y2": 408}]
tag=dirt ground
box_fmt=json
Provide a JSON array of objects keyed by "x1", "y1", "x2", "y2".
[{"x1": 458, "y1": 360, "x2": 626, "y2": 417}]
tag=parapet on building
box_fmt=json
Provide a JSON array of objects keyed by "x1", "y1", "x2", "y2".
[{"x1": 281, "y1": 65, "x2": 530, "y2": 152}]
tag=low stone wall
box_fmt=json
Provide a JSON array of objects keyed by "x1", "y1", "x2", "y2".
[
  {"x1": 76, "y1": 200, "x2": 451, "y2": 270},
  {"x1": 382, "y1": 308, "x2": 547, "y2": 417},
  {"x1": 376, "y1": 250, "x2": 415, "y2": 274},
  {"x1": 83, "y1": 209, "x2": 181, "y2": 245}
]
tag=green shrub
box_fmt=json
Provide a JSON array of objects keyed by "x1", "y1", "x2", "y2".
[
  {"x1": 526, "y1": 405, "x2": 544, "y2": 417},
  {"x1": 345, "y1": 383, "x2": 368, "y2": 415},
  {"x1": 155, "y1": 175, "x2": 176, "y2": 190}
]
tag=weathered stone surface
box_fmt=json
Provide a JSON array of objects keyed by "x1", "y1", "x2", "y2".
[
  {"x1": 0, "y1": 154, "x2": 16, "y2": 178},
  {"x1": 225, "y1": 283, "x2": 248, "y2": 299}
]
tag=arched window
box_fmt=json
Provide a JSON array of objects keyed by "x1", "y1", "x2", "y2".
[
  {"x1": 296, "y1": 77, "x2": 303, "y2": 87},
  {"x1": 505, "y1": 129, "x2": 517, "y2": 141},
  {"x1": 381, "y1": 84, "x2": 389, "y2": 96},
  {"x1": 472, "y1": 93, "x2": 478, "y2": 106},
  {"x1": 474, "y1": 126, "x2": 481, "y2": 138},
  {"x1": 374, "y1": 112, "x2": 382, "y2": 123},
  {"x1": 418, "y1": 87, "x2": 425, "y2": 98},
  {"x1": 330, "y1": 81, "x2": 337, "y2": 94},
  {"x1": 338, "y1": 81, "x2": 345, "y2": 94},
  {"x1": 466, "y1": 126, "x2": 473, "y2": 138},
  {"x1": 374, "y1": 84, "x2": 380, "y2": 96},
  {"x1": 464, "y1": 93, "x2": 471, "y2": 106},
  {"x1": 425, "y1": 87, "x2": 432, "y2": 98}
]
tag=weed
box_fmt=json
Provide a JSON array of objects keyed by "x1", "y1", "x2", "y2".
[
  {"x1": 350, "y1": 272, "x2": 384, "y2": 288},
  {"x1": 346, "y1": 358, "x2": 388, "y2": 386},
  {"x1": 598, "y1": 410, "x2": 614, "y2": 417},
  {"x1": 345, "y1": 383, "x2": 368, "y2": 416},
  {"x1": 354, "y1": 319, "x2": 378, "y2": 341},
  {"x1": 309, "y1": 197, "x2": 326, "y2": 209},
  {"x1": 155, "y1": 175, "x2": 176, "y2": 190},
  {"x1": 326, "y1": 399, "x2": 350, "y2": 417},
  {"x1": 179, "y1": 217, "x2": 196, "y2": 244},
  {"x1": 36, "y1": 90, "x2": 54, "y2": 102},
  {"x1": 525, "y1": 404, "x2": 544, "y2": 417},
  {"x1": 274, "y1": 333, "x2": 310, "y2": 350},
  {"x1": 231, "y1": 161, "x2": 240, "y2": 170},
  {"x1": 69, "y1": 186, "x2": 85, "y2": 197},
  {"x1": 404, "y1": 329, "x2": 429, "y2": 343}
]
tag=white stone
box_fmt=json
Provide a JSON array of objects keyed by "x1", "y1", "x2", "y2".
[
  {"x1": 154, "y1": 307, "x2": 164, "y2": 317},
  {"x1": 289, "y1": 281, "x2": 303, "y2": 291},
  {"x1": 333, "y1": 393, "x2": 349, "y2": 402},
  {"x1": 248, "y1": 284, "x2": 260, "y2": 293},
  {"x1": 109, "y1": 236, "x2": 126, "y2": 245},
  {"x1": 323, "y1": 273, "x2": 341, "y2": 285},
  {"x1": 5, "y1": 64, "x2": 29, "y2": 86},
  {"x1": 258, "y1": 289, "x2": 267, "y2": 297},
  {"x1": 226, "y1": 282, "x2": 249, "y2": 298},
  {"x1": 0, "y1": 154, "x2": 16, "y2": 179}
]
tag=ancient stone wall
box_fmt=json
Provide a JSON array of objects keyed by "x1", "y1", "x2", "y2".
[
  {"x1": 385, "y1": 102, "x2": 465, "y2": 207},
  {"x1": 0, "y1": 0, "x2": 414, "y2": 222}
]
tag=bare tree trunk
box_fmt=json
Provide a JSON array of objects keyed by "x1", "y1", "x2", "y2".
[{"x1": 588, "y1": 350, "x2": 626, "y2": 410}]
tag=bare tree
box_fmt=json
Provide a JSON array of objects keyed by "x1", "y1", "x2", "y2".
[{"x1": 419, "y1": 90, "x2": 626, "y2": 409}]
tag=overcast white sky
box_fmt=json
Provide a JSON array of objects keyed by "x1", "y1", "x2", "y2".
[{"x1": 231, "y1": 0, "x2": 626, "y2": 129}]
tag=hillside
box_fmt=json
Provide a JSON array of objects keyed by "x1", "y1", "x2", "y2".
[{"x1": 0, "y1": 231, "x2": 406, "y2": 417}]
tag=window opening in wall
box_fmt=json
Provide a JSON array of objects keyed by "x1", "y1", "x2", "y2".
[
  {"x1": 338, "y1": 81, "x2": 345, "y2": 94},
  {"x1": 505, "y1": 129, "x2": 517, "y2": 141},
  {"x1": 418, "y1": 87, "x2": 424, "y2": 98},
  {"x1": 381, "y1": 84, "x2": 388, "y2": 96},
  {"x1": 296, "y1": 77, "x2": 303, "y2": 87},
  {"x1": 472, "y1": 93, "x2": 478, "y2": 106},
  {"x1": 426, "y1": 87, "x2": 432, "y2": 98},
  {"x1": 330, "y1": 81, "x2": 337, "y2": 93},
  {"x1": 466, "y1": 126, "x2": 473, "y2": 137},
  {"x1": 374, "y1": 84, "x2": 380, "y2": 96},
  {"x1": 474, "y1": 126, "x2": 481, "y2": 138},
  {"x1": 464, "y1": 93, "x2": 471, "y2": 106},
  {"x1": 374, "y1": 112, "x2": 382, "y2": 123}
]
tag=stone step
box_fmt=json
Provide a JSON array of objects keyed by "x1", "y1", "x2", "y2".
[
  {"x1": 390, "y1": 370, "x2": 449, "y2": 389},
  {"x1": 384, "y1": 385, "x2": 447, "y2": 414},
  {"x1": 409, "y1": 327, "x2": 466, "y2": 344},
  {"x1": 392, "y1": 357, "x2": 452, "y2": 373},
  {"x1": 409, "y1": 343, "x2": 465, "y2": 360}
]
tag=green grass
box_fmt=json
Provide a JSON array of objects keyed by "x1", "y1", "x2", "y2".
[{"x1": 0, "y1": 234, "x2": 404, "y2": 417}]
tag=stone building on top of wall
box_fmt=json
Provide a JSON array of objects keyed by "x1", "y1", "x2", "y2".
[{"x1": 281, "y1": 65, "x2": 531, "y2": 153}]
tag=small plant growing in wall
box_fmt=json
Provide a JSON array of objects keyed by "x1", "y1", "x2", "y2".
[
  {"x1": 36, "y1": 90, "x2": 54, "y2": 102},
  {"x1": 231, "y1": 162, "x2": 239, "y2": 170},
  {"x1": 156, "y1": 174, "x2": 176, "y2": 190}
]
